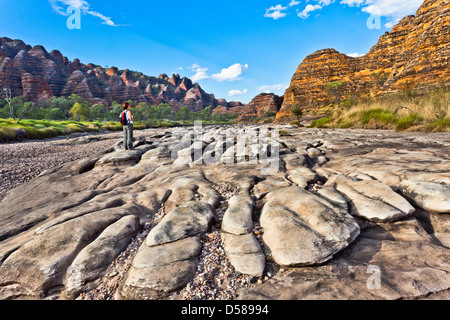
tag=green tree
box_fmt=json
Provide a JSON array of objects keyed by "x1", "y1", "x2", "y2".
[
  {"x1": 147, "y1": 105, "x2": 159, "y2": 121},
  {"x1": 46, "y1": 107, "x2": 66, "y2": 120},
  {"x1": 0, "y1": 98, "x2": 8, "y2": 118},
  {"x1": 177, "y1": 107, "x2": 192, "y2": 122},
  {"x1": 51, "y1": 97, "x2": 72, "y2": 117},
  {"x1": 69, "y1": 94, "x2": 86, "y2": 106},
  {"x1": 69, "y1": 102, "x2": 89, "y2": 121},
  {"x1": 290, "y1": 104, "x2": 303, "y2": 126},
  {"x1": 157, "y1": 103, "x2": 174, "y2": 122},
  {"x1": 107, "y1": 101, "x2": 124, "y2": 122},
  {"x1": 133, "y1": 102, "x2": 155, "y2": 122},
  {"x1": 199, "y1": 106, "x2": 213, "y2": 122},
  {"x1": 90, "y1": 104, "x2": 107, "y2": 120}
]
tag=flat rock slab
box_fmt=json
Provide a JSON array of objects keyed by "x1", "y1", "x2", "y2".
[
  {"x1": 96, "y1": 150, "x2": 145, "y2": 167},
  {"x1": 316, "y1": 186, "x2": 348, "y2": 211},
  {"x1": 283, "y1": 154, "x2": 307, "y2": 171},
  {"x1": 1, "y1": 127, "x2": 450, "y2": 300},
  {"x1": 220, "y1": 194, "x2": 265, "y2": 277},
  {"x1": 306, "y1": 147, "x2": 323, "y2": 158},
  {"x1": 399, "y1": 180, "x2": 450, "y2": 214},
  {"x1": 221, "y1": 232, "x2": 265, "y2": 277},
  {"x1": 415, "y1": 209, "x2": 450, "y2": 248},
  {"x1": 117, "y1": 236, "x2": 202, "y2": 300},
  {"x1": 65, "y1": 215, "x2": 140, "y2": 298},
  {"x1": 0, "y1": 205, "x2": 137, "y2": 299},
  {"x1": 222, "y1": 195, "x2": 254, "y2": 235},
  {"x1": 287, "y1": 167, "x2": 319, "y2": 188},
  {"x1": 260, "y1": 187, "x2": 360, "y2": 267},
  {"x1": 326, "y1": 175, "x2": 416, "y2": 222},
  {"x1": 254, "y1": 177, "x2": 291, "y2": 199},
  {"x1": 239, "y1": 218, "x2": 450, "y2": 300},
  {"x1": 146, "y1": 201, "x2": 214, "y2": 247}
]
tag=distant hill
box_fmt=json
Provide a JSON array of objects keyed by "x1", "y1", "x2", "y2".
[{"x1": 0, "y1": 37, "x2": 243, "y2": 112}]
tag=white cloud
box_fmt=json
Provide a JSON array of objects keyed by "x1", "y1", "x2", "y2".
[
  {"x1": 86, "y1": 10, "x2": 118, "y2": 27},
  {"x1": 318, "y1": 0, "x2": 335, "y2": 5},
  {"x1": 347, "y1": 52, "x2": 364, "y2": 57},
  {"x1": 189, "y1": 63, "x2": 201, "y2": 70},
  {"x1": 340, "y1": 0, "x2": 365, "y2": 5},
  {"x1": 195, "y1": 67, "x2": 209, "y2": 73},
  {"x1": 289, "y1": 0, "x2": 301, "y2": 7},
  {"x1": 228, "y1": 89, "x2": 249, "y2": 97},
  {"x1": 189, "y1": 63, "x2": 248, "y2": 82},
  {"x1": 258, "y1": 84, "x2": 288, "y2": 93},
  {"x1": 189, "y1": 64, "x2": 210, "y2": 81},
  {"x1": 191, "y1": 71, "x2": 209, "y2": 82},
  {"x1": 176, "y1": 67, "x2": 183, "y2": 71},
  {"x1": 287, "y1": 0, "x2": 421, "y2": 27},
  {"x1": 340, "y1": 0, "x2": 423, "y2": 28},
  {"x1": 211, "y1": 63, "x2": 249, "y2": 82},
  {"x1": 298, "y1": 4, "x2": 322, "y2": 19},
  {"x1": 49, "y1": 0, "x2": 127, "y2": 26},
  {"x1": 264, "y1": 4, "x2": 288, "y2": 20}
]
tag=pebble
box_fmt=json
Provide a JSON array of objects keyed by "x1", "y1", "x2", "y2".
[
  {"x1": 2, "y1": 131, "x2": 282, "y2": 300},
  {"x1": 171, "y1": 183, "x2": 270, "y2": 301},
  {"x1": 0, "y1": 131, "x2": 145, "y2": 201}
]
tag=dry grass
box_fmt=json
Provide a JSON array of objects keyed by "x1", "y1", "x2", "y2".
[{"x1": 309, "y1": 85, "x2": 450, "y2": 132}]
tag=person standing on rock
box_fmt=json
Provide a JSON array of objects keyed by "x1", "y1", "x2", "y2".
[{"x1": 121, "y1": 102, "x2": 134, "y2": 150}]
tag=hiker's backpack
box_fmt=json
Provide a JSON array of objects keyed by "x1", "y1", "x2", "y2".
[{"x1": 120, "y1": 111, "x2": 128, "y2": 125}]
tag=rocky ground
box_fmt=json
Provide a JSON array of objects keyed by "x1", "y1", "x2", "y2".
[
  {"x1": 0, "y1": 125, "x2": 449, "y2": 300},
  {"x1": 0, "y1": 131, "x2": 159, "y2": 202}
]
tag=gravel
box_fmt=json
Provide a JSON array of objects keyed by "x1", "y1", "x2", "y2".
[
  {"x1": 78, "y1": 183, "x2": 280, "y2": 301},
  {"x1": 1, "y1": 131, "x2": 281, "y2": 300},
  {"x1": 0, "y1": 130, "x2": 167, "y2": 201},
  {"x1": 0, "y1": 134, "x2": 124, "y2": 201}
]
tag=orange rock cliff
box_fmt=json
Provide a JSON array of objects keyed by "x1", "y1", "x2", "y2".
[{"x1": 274, "y1": 0, "x2": 450, "y2": 122}]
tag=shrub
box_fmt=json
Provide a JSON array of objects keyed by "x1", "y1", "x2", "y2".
[
  {"x1": 339, "y1": 121, "x2": 355, "y2": 129},
  {"x1": 310, "y1": 117, "x2": 331, "y2": 128},
  {"x1": 290, "y1": 105, "x2": 303, "y2": 123},
  {"x1": 425, "y1": 118, "x2": 450, "y2": 132},
  {"x1": 133, "y1": 122, "x2": 147, "y2": 130},
  {"x1": 32, "y1": 124, "x2": 47, "y2": 129},
  {"x1": 23, "y1": 127, "x2": 51, "y2": 140},
  {"x1": 395, "y1": 114, "x2": 423, "y2": 131},
  {"x1": 0, "y1": 127, "x2": 17, "y2": 141},
  {"x1": 360, "y1": 109, "x2": 397, "y2": 126}
]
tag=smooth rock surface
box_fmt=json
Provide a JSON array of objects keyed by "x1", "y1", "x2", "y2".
[
  {"x1": 221, "y1": 195, "x2": 254, "y2": 235},
  {"x1": 117, "y1": 237, "x2": 202, "y2": 300},
  {"x1": 326, "y1": 175, "x2": 416, "y2": 222},
  {"x1": 65, "y1": 215, "x2": 140, "y2": 298},
  {"x1": 1, "y1": 127, "x2": 449, "y2": 300},
  {"x1": 146, "y1": 201, "x2": 214, "y2": 247},
  {"x1": 399, "y1": 180, "x2": 450, "y2": 214},
  {"x1": 221, "y1": 232, "x2": 265, "y2": 277},
  {"x1": 260, "y1": 187, "x2": 360, "y2": 266}
]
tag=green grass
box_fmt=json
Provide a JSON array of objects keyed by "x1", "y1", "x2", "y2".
[
  {"x1": 309, "y1": 117, "x2": 331, "y2": 128},
  {"x1": 395, "y1": 113, "x2": 423, "y2": 131},
  {"x1": 338, "y1": 120, "x2": 355, "y2": 129},
  {"x1": 359, "y1": 109, "x2": 397, "y2": 126},
  {"x1": 0, "y1": 118, "x2": 151, "y2": 143},
  {"x1": 425, "y1": 118, "x2": 450, "y2": 132}
]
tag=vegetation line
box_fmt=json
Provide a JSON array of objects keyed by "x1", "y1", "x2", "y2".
[{"x1": 0, "y1": 93, "x2": 239, "y2": 143}]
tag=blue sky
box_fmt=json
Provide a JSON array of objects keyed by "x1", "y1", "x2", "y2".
[{"x1": 0, "y1": 0, "x2": 423, "y2": 103}]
